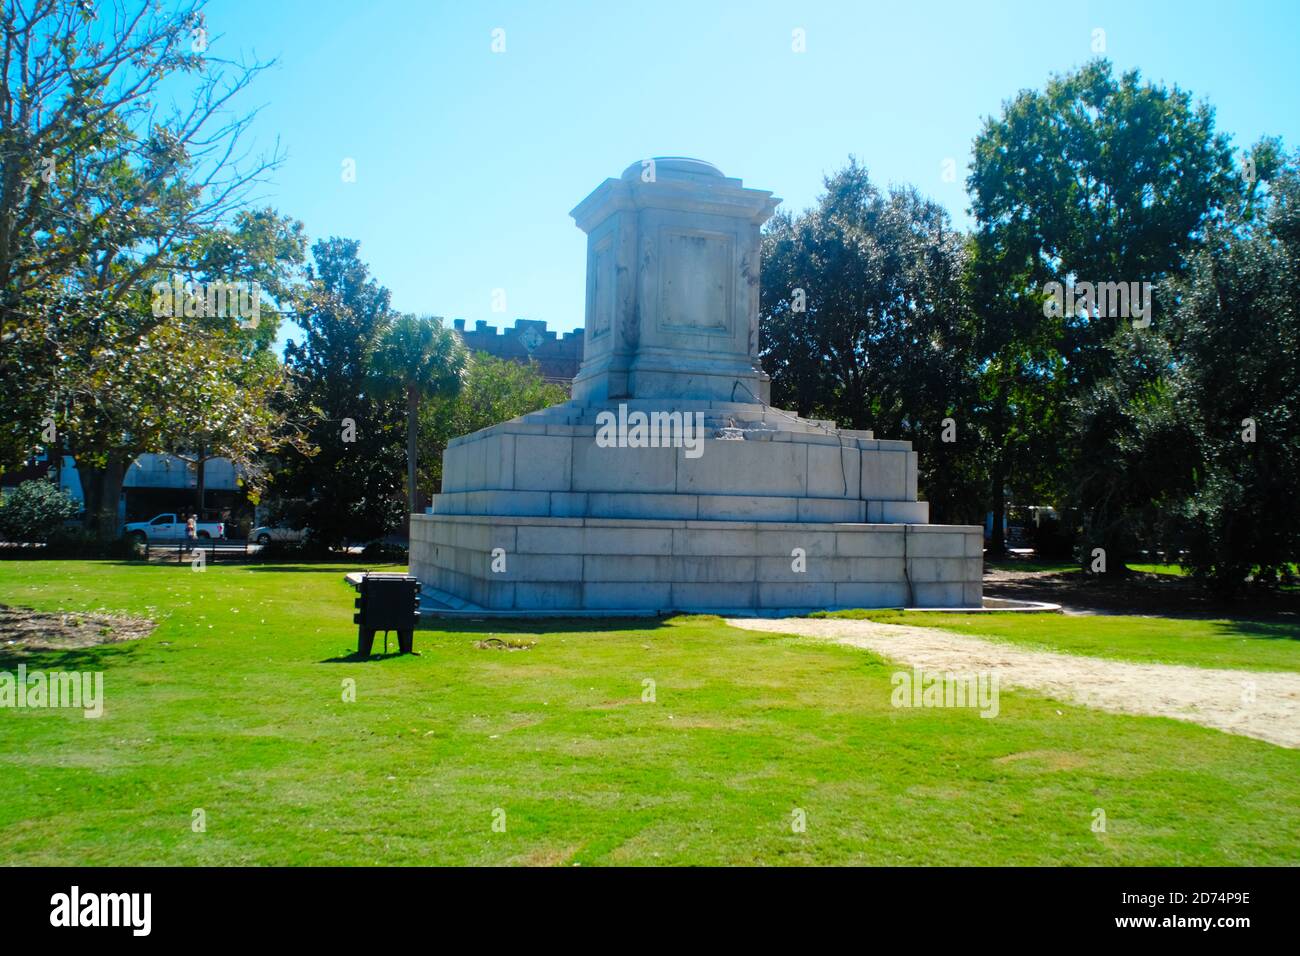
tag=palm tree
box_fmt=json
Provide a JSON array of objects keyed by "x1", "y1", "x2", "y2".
[{"x1": 370, "y1": 315, "x2": 469, "y2": 516}]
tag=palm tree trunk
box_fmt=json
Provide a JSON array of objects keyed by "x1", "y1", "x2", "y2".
[{"x1": 407, "y1": 386, "x2": 419, "y2": 517}]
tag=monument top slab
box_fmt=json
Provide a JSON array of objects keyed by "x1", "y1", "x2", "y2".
[
  {"x1": 571, "y1": 157, "x2": 778, "y2": 233},
  {"x1": 569, "y1": 158, "x2": 780, "y2": 403},
  {"x1": 620, "y1": 156, "x2": 728, "y2": 182}
]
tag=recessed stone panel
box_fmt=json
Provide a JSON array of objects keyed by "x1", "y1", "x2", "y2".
[{"x1": 659, "y1": 228, "x2": 732, "y2": 334}]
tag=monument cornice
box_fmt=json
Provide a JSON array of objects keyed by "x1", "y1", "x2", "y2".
[{"x1": 570, "y1": 177, "x2": 781, "y2": 234}]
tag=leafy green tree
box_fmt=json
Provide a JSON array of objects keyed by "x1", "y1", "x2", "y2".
[
  {"x1": 965, "y1": 222, "x2": 1069, "y2": 553},
  {"x1": 760, "y1": 160, "x2": 984, "y2": 522},
  {"x1": 369, "y1": 315, "x2": 468, "y2": 515},
  {"x1": 187, "y1": 208, "x2": 310, "y2": 353},
  {"x1": 161, "y1": 209, "x2": 308, "y2": 515},
  {"x1": 0, "y1": 0, "x2": 287, "y2": 533},
  {"x1": 1167, "y1": 150, "x2": 1300, "y2": 594},
  {"x1": 62, "y1": 208, "x2": 305, "y2": 532},
  {"x1": 163, "y1": 337, "x2": 309, "y2": 517},
  {"x1": 1066, "y1": 333, "x2": 1198, "y2": 567},
  {"x1": 419, "y1": 355, "x2": 568, "y2": 493},
  {"x1": 968, "y1": 59, "x2": 1239, "y2": 566},
  {"x1": 0, "y1": 480, "x2": 80, "y2": 543},
  {"x1": 42, "y1": 292, "x2": 302, "y2": 535},
  {"x1": 274, "y1": 239, "x2": 406, "y2": 548}
]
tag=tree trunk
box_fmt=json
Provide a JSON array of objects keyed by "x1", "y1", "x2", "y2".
[
  {"x1": 196, "y1": 450, "x2": 206, "y2": 518},
  {"x1": 51, "y1": 429, "x2": 63, "y2": 492},
  {"x1": 407, "y1": 386, "x2": 419, "y2": 517},
  {"x1": 988, "y1": 376, "x2": 1009, "y2": 556},
  {"x1": 1096, "y1": 517, "x2": 1129, "y2": 577},
  {"x1": 95, "y1": 451, "x2": 127, "y2": 538},
  {"x1": 989, "y1": 457, "x2": 1007, "y2": 556},
  {"x1": 77, "y1": 456, "x2": 104, "y2": 533}
]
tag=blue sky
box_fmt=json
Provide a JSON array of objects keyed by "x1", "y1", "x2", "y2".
[{"x1": 201, "y1": 0, "x2": 1300, "y2": 343}]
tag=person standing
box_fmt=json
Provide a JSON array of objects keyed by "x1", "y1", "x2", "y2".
[{"x1": 185, "y1": 514, "x2": 197, "y2": 552}]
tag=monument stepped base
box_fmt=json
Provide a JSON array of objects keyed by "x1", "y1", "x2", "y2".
[{"x1": 410, "y1": 513, "x2": 983, "y2": 613}]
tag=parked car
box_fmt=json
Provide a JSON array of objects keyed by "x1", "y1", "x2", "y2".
[
  {"x1": 250, "y1": 524, "x2": 307, "y2": 546},
  {"x1": 123, "y1": 513, "x2": 225, "y2": 542}
]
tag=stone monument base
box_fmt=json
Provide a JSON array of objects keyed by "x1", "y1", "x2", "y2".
[
  {"x1": 411, "y1": 513, "x2": 981, "y2": 613},
  {"x1": 411, "y1": 395, "x2": 983, "y2": 614}
]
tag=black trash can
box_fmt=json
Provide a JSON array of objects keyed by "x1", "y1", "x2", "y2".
[{"x1": 353, "y1": 572, "x2": 421, "y2": 658}]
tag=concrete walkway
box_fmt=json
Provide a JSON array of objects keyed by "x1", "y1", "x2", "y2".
[{"x1": 725, "y1": 616, "x2": 1300, "y2": 748}]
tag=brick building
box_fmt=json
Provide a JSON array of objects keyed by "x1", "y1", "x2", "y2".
[{"x1": 451, "y1": 318, "x2": 584, "y2": 388}]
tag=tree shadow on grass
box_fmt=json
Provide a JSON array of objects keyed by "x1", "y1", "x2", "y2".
[
  {"x1": 315, "y1": 615, "x2": 676, "y2": 662},
  {"x1": 244, "y1": 564, "x2": 397, "y2": 574},
  {"x1": 0, "y1": 641, "x2": 145, "y2": 673},
  {"x1": 1203, "y1": 619, "x2": 1300, "y2": 642},
  {"x1": 417, "y1": 615, "x2": 674, "y2": 637},
  {"x1": 986, "y1": 566, "x2": 1300, "y2": 623},
  {"x1": 319, "y1": 649, "x2": 417, "y2": 664}
]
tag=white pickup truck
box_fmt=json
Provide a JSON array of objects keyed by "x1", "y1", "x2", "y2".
[{"x1": 123, "y1": 513, "x2": 225, "y2": 542}]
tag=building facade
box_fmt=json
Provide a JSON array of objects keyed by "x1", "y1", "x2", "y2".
[{"x1": 2, "y1": 452, "x2": 244, "y2": 530}]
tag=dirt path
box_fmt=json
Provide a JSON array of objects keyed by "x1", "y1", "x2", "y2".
[{"x1": 725, "y1": 617, "x2": 1300, "y2": 748}]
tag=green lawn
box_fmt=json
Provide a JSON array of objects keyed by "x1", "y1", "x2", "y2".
[
  {"x1": 984, "y1": 559, "x2": 1185, "y2": 576},
  {"x1": 824, "y1": 610, "x2": 1300, "y2": 672},
  {"x1": 0, "y1": 560, "x2": 1296, "y2": 865},
  {"x1": 1126, "y1": 563, "x2": 1187, "y2": 576}
]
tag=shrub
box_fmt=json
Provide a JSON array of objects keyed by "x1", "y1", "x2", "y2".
[
  {"x1": 0, "y1": 480, "x2": 80, "y2": 543},
  {"x1": 49, "y1": 527, "x2": 145, "y2": 559},
  {"x1": 0, "y1": 526, "x2": 145, "y2": 560}
]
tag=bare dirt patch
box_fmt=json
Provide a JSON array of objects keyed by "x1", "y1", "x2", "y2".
[
  {"x1": 992, "y1": 749, "x2": 1091, "y2": 771},
  {"x1": 474, "y1": 637, "x2": 536, "y2": 651},
  {"x1": 0, "y1": 604, "x2": 155, "y2": 653},
  {"x1": 511, "y1": 844, "x2": 582, "y2": 867},
  {"x1": 726, "y1": 616, "x2": 1300, "y2": 748}
]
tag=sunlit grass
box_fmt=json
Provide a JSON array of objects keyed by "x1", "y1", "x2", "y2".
[
  {"x1": 0, "y1": 560, "x2": 1296, "y2": 865},
  {"x1": 820, "y1": 609, "x2": 1300, "y2": 672}
]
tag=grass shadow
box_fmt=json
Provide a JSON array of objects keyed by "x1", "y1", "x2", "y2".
[
  {"x1": 318, "y1": 649, "x2": 418, "y2": 664},
  {"x1": 245, "y1": 564, "x2": 402, "y2": 574},
  {"x1": 416, "y1": 614, "x2": 675, "y2": 636},
  {"x1": 0, "y1": 640, "x2": 146, "y2": 672},
  {"x1": 1204, "y1": 619, "x2": 1300, "y2": 642}
]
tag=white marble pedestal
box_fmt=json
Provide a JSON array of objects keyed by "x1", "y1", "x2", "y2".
[{"x1": 411, "y1": 159, "x2": 982, "y2": 614}]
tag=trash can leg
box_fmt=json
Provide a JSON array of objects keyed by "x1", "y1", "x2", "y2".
[
  {"x1": 398, "y1": 629, "x2": 414, "y2": 655},
  {"x1": 357, "y1": 627, "x2": 375, "y2": 659}
]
